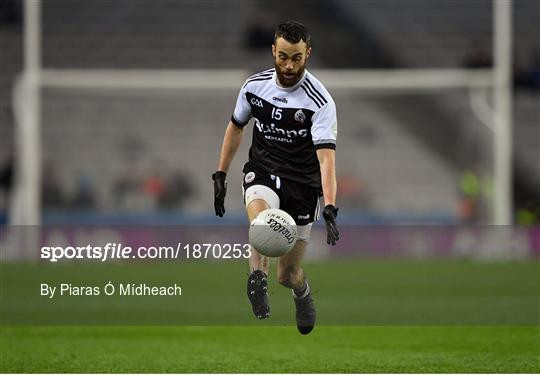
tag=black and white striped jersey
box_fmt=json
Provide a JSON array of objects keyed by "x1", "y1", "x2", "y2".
[{"x1": 231, "y1": 68, "x2": 337, "y2": 189}]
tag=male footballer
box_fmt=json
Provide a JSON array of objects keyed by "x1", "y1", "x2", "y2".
[{"x1": 212, "y1": 21, "x2": 339, "y2": 335}]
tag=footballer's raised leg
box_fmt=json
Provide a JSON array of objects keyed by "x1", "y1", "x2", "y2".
[
  {"x1": 277, "y1": 238, "x2": 316, "y2": 335},
  {"x1": 246, "y1": 198, "x2": 271, "y2": 319},
  {"x1": 213, "y1": 22, "x2": 339, "y2": 328}
]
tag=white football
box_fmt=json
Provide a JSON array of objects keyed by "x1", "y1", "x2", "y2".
[{"x1": 249, "y1": 208, "x2": 298, "y2": 257}]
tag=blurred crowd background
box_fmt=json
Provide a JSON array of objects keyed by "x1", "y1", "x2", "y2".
[{"x1": 0, "y1": 0, "x2": 538, "y2": 225}]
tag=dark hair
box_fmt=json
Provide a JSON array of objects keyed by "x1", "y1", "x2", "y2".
[{"x1": 274, "y1": 21, "x2": 311, "y2": 48}]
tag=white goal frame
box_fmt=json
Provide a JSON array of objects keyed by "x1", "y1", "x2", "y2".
[{"x1": 11, "y1": 0, "x2": 513, "y2": 226}]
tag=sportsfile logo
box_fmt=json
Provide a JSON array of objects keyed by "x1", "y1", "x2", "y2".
[{"x1": 255, "y1": 120, "x2": 308, "y2": 140}]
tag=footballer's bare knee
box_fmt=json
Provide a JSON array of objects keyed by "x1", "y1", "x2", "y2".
[
  {"x1": 247, "y1": 199, "x2": 271, "y2": 274},
  {"x1": 280, "y1": 239, "x2": 307, "y2": 264},
  {"x1": 278, "y1": 264, "x2": 304, "y2": 289},
  {"x1": 277, "y1": 239, "x2": 307, "y2": 289}
]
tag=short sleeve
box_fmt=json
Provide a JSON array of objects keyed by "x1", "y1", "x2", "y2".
[
  {"x1": 231, "y1": 85, "x2": 252, "y2": 127},
  {"x1": 311, "y1": 99, "x2": 337, "y2": 150}
]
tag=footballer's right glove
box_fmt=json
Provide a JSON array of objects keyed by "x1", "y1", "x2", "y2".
[
  {"x1": 322, "y1": 204, "x2": 340, "y2": 245},
  {"x1": 212, "y1": 171, "x2": 227, "y2": 217}
]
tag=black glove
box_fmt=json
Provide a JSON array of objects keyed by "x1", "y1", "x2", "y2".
[
  {"x1": 322, "y1": 204, "x2": 340, "y2": 245},
  {"x1": 212, "y1": 171, "x2": 227, "y2": 217}
]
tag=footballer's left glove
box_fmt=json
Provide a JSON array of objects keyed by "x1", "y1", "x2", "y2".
[
  {"x1": 212, "y1": 171, "x2": 227, "y2": 217},
  {"x1": 322, "y1": 204, "x2": 340, "y2": 245}
]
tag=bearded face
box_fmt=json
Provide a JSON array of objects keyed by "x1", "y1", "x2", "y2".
[{"x1": 272, "y1": 37, "x2": 311, "y2": 88}]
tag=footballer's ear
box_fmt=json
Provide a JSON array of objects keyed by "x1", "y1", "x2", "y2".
[
  {"x1": 306, "y1": 47, "x2": 312, "y2": 59},
  {"x1": 272, "y1": 44, "x2": 276, "y2": 57}
]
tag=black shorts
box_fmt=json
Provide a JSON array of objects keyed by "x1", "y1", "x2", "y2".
[{"x1": 242, "y1": 162, "x2": 321, "y2": 226}]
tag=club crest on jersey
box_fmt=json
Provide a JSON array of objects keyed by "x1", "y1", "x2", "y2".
[
  {"x1": 294, "y1": 110, "x2": 306, "y2": 124},
  {"x1": 244, "y1": 172, "x2": 255, "y2": 184}
]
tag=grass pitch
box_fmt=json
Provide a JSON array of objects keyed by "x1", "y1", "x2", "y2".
[
  {"x1": 2, "y1": 325, "x2": 539, "y2": 373},
  {"x1": 1, "y1": 259, "x2": 539, "y2": 372}
]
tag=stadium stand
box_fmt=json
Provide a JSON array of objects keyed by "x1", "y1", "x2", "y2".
[
  {"x1": 0, "y1": 0, "x2": 537, "y2": 223},
  {"x1": 334, "y1": 0, "x2": 539, "y2": 68},
  {"x1": 332, "y1": 0, "x2": 540, "y2": 210}
]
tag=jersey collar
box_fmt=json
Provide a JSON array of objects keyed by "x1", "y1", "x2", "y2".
[{"x1": 273, "y1": 69, "x2": 307, "y2": 92}]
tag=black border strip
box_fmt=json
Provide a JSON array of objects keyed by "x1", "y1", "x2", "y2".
[
  {"x1": 243, "y1": 76, "x2": 273, "y2": 89},
  {"x1": 301, "y1": 85, "x2": 323, "y2": 108},
  {"x1": 314, "y1": 142, "x2": 336, "y2": 150},
  {"x1": 305, "y1": 78, "x2": 328, "y2": 105},
  {"x1": 231, "y1": 114, "x2": 248, "y2": 128}
]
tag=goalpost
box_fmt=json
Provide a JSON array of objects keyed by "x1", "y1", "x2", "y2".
[{"x1": 11, "y1": 0, "x2": 513, "y2": 226}]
